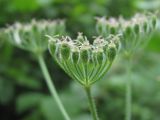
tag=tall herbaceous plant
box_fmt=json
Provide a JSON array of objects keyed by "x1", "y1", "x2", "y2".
[
  {"x1": 4, "y1": 20, "x2": 71, "y2": 120},
  {"x1": 96, "y1": 13, "x2": 157, "y2": 120},
  {"x1": 1, "y1": 11, "x2": 158, "y2": 120},
  {"x1": 48, "y1": 33, "x2": 120, "y2": 120}
]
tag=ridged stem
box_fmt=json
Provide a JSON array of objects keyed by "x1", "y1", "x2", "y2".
[
  {"x1": 84, "y1": 86, "x2": 99, "y2": 120},
  {"x1": 38, "y1": 54, "x2": 71, "y2": 120},
  {"x1": 125, "y1": 58, "x2": 132, "y2": 120}
]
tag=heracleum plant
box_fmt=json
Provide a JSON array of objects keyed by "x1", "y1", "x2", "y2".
[
  {"x1": 47, "y1": 33, "x2": 120, "y2": 120},
  {"x1": 96, "y1": 13, "x2": 157, "y2": 120},
  {"x1": 3, "y1": 20, "x2": 71, "y2": 120}
]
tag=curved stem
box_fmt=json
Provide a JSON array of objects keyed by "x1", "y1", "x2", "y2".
[
  {"x1": 125, "y1": 58, "x2": 132, "y2": 120},
  {"x1": 38, "y1": 55, "x2": 71, "y2": 120},
  {"x1": 84, "y1": 86, "x2": 99, "y2": 120}
]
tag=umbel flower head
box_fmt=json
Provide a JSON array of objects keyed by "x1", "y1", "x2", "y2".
[
  {"x1": 96, "y1": 13, "x2": 157, "y2": 55},
  {"x1": 96, "y1": 17, "x2": 120, "y2": 36},
  {"x1": 48, "y1": 33, "x2": 120, "y2": 86},
  {"x1": 4, "y1": 19, "x2": 65, "y2": 54}
]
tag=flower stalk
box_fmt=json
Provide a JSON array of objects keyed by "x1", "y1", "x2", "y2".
[
  {"x1": 48, "y1": 33, "x2": 120, "y2": 119},
  {"x1": 3, "y1": 19, "x2": 70, "y2": 120},
  {"x1": 38, "y1": 54, "x2": 71, "y2": 120},
  {"x1": 84, "y1": 86, "x2": 99, "y2": 120},
  {"x1": 125, "y1": 56, "x2": 132, "y2": 120},
  {"x1": 96, "y1": 13, "x2": 157, "y2": 120}
]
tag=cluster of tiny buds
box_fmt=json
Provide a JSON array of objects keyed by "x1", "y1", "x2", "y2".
[
  {"x1": 96, "y1": 16, "x2": 120, "y2": 35},
  {"x1": 96, "y1": 13, "x2": 157, "y2": 54},
  {"x1": 96, "y1": 13, "x2": 157, "y2": 37},
  {"x1": 48, "y1": 33, "x2": 120, "y2": 62},
  {"x1": 48, "y1": 33, "x2": 120, "y2": 85},
  {"x1": 120, "y1": 13, "x2": 156, "y2": 35},
  {"x1": 4, "y1": 19, "x2": 65, "y2": 54}
]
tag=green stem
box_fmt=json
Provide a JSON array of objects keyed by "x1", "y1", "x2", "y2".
[
  {"x1": 125, "y1": 58, "x2": 132, "y2": 120},
  {"x1": 38, "y1": 55, "x2": 71, "y2": 120},
  {"x1": 84, "y1": 86, "x2": 99, "y2": 120}
]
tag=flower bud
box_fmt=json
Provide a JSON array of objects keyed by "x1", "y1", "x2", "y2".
[
  {"x1": 134, "y1": 24, "x2": 140, "y2": 34},
  {"x1": 110, "y1": 27, "x2": 116, "y2": 34},
  {"x1": 152, "y1": 17, "x2": 157, "y2": 29},
  {"x1": 114, "y1": 39, "x2": 120, "y2": 50},
  {"x1": 48, "y1": 40, "x2": 57, "y2": 57},
  {"x1": 95, "y1": 17, "x2": 106, "y2": 35},
  {"x1": 96, "y1": 23, "x2": 103, "y2": 34},
  {"x1": 72, "y1": 51, "x2": 80, "y2": 63},
  {"x1": 80, "y1": 48, "x2": 90, "y2": 63},
  {"x1": 96, "y1": 51, "x2": 104, "y2": 64},
  {"x1": 126, "y1": 26, "x2": 132, "y2": 35},
  {"x1": 60, "y1": 43, "x2": 71, "y2": 60},
  {"x1": 143, "y1": 22, "x2": 148, "y2": 33},
  {"x1": 107, "y1": 44, "x2": 116, "y2": 62}
]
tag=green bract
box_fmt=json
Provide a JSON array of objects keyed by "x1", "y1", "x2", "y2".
[
  {"x1": 48, "y1": 33, "x2": 120, "y2": 86},
  {"x1": 96, "y1": 13, "x2": 157, "y2": 54},
  {"x1": 4, "y1": 19, "x2": 65, "y2": 54}
]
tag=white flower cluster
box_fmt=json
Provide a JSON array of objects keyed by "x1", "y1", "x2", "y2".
[
  {"x1": 5, "y1": 19, "x2": 65, "y2": 54},
  {"x1": 96, "y1": 13, "x2": 157, "y2": 54},
  {"x1": 48, "y1": 33, "x2": 120, "y2": 85}
]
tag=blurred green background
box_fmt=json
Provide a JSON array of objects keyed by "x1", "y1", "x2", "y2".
[{"x1": 0, "y1": 0, "x2": 160, "y2": 120}]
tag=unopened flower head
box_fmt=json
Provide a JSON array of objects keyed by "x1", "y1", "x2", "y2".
[
  {"x1": 120, "y1": 13, "x2": 157, "y2": 53},
  {"x1": 96, "y1": 17, "x2": 120, "y2": 36},
  {"x1": 96, "y1": 13, "x2": 157, "y2": 54},
  {"x1": 48, "y1": 33, "x2": 120, "y2": 86},
  {"x1": 4, "y1": 19, "x2": 65, "y2": 54}
]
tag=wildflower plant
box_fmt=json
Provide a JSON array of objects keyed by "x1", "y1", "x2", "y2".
[
  {"x1": 96, "y1": 13, "x2": 157, "y2": 120},
  {"x1": 96, "y1": 13, "x2": 157, "y2": 56},
  {"x1": 4, "y1": 20, "x2": 71, "y2": 120},
  {"x1": 96, "y1": 17, "x2": 119, "y2": 36},
  {"x1": 48, "y1": 33, "x2": 120, "y2": 120},
  {"x1": 120, "y1": 13, "x2": 157, "y2": 55},
  {"x1": 5, "y1": 19, "x2": 65, "y2": 55}
]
